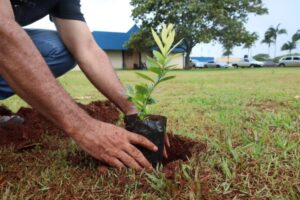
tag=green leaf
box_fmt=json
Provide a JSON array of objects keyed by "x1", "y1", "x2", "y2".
[
  {"x1": 165, "y1": 64, "x2": 177, "y2": 69},
  {"x1": 146, "y1": 97, "x2": 156, "y2": 105},
  {"x1": 148, "y1": 66, "x2": 161, "y2": 75},
  {"x1": 134, "y1": 94, "x2": 146, "y2": 103},
  {"x1": 168, "y1": 39, "x2": 183, "y2": 54},
  {"x1": 151, "y1": 28, "x2": 165, "y2": 55},
  {"x1": 153, "y1": 50, "x2": 165, "y2": 64},
  {"x1": 159, "y1": 75, "x2": 176, "y2": 83},
  {"x1": 146, "y1": 57, "x2": 162, "y2": 68},
  {"x1": 136, "y1": 72, "x2": 154, "y2": 83},
  {"x1": 135, "y1": 84, "x2": 148, "y2": 95}
]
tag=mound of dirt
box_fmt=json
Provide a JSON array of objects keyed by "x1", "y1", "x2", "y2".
[{"x1": 0, "y1": 101, "x2": 206, "y2": 173}]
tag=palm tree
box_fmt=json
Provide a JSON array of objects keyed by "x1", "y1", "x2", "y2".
[
  {"x1": 292, "y1": 30, "x2": 300, "y2": 42},
  {"x1": 292, "y1": 30, "x2": 300, "y2": 52},
  {"x1": 281, "y1": 41, "x2": 296, "y2": 54},
  {"x1": 265, "y1": 24, "x2": 287, "y2": 57},
  {"x1": 243, "y1": 32, "x2": 258, "y2": 57},
  {"x1": 261, "y1": 34, "x2": 273, "y2": 56}
]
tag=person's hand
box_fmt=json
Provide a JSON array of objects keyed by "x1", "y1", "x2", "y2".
[
  {"x1": 72, "y1": 118, "x2": 158, "y2": 170},
  {"x1": 163, "y1": 133, "x2": 170, "y2": 159}
]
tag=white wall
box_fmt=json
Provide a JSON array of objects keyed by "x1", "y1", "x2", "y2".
[
  {"x1": 106, "y1": 51, "x2": 123, "y2": 69},
  {"x1": 73, "y1": 51, "x2": 123, "y2": 70},
  {"x1": 73, "y1": 51, "x2": 184, "y2": 70},
  {"x1": 170, "y1": 52, "x2": 184, "y2": 69},
  {"x1": 141, "y1": 52, "x2": 184, "y2": 69}
]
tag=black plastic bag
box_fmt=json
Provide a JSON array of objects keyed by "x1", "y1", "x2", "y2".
[{"x1": 124, "y1": 114, "x2": 166, "y2": 167}]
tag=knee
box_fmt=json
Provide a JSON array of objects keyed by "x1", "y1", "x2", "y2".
[
  {"x1": 45, "y1": 43, "x2": 76, "y2": 77},
  {"x1": 52, "y1": 48, "x2": 76, "y2": 70},
  {"x1": 43, "y1": 32, "x2": 76, "y2": 68},
  {"x1": 28, "y1": 30, "x2": 77, "y2": 76}
]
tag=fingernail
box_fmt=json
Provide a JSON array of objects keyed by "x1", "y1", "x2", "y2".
[{"x1": 154, "y1": 146, "x2": 158, "y2": 151}]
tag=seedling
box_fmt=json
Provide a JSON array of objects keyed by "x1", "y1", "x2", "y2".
[
  {"x1": 125, "y1": 24, "x2": 183, "y2": 166},
  {"x1": 127, "y1": 24, "x2": 183, "y2": 119}
]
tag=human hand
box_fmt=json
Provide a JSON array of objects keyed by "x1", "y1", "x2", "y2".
[{"x1": 72, "y1": 118, "x2": 158, "y2": 170}]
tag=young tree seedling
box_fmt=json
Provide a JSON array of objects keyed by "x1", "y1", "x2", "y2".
[{"x1": 127, "y1": 24, "x2": 183, "y2": 119}]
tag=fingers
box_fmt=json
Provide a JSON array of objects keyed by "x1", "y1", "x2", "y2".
[
  {"x1": 165, "y1": 134, "x2": 170, "y2": 148},
  {"x1": 163, "y1": 145, "x2": 168, "y2": 159},
  {"x1": 128, "y1": 132, "x2": 158, "y2": 152},
  {"x1": 117, "y1": 151, "x2": 142, "y2": 170},
  {"x1": 163, "y1": 134, "x2": 170, "y2": 158},
  {"x1": 102, "y1": 156, "x2": 125, "y2": 170},
  {"x1": 124, "y1": 144, "x2": 153, "y2": 169}
]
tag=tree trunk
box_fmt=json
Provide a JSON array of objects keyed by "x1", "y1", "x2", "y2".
[
  {"x1": 274, "y1": 40, "x2": 277, "y2": 58},
  {"x1": 184, "y1": 47, "x2": 193, "y2": 69}
]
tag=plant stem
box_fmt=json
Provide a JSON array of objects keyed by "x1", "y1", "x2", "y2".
[{"x1": 140, "y1": 70, "x2": 166, "y2": 119}]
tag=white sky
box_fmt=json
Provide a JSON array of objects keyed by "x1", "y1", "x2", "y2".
[{"x1": 26, "y1": 0, "x2": 300, "y2": 58}]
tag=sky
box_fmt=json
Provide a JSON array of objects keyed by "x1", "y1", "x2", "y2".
[{"x1": 26, "y1": 0, "x2": 300, "y2": 58}]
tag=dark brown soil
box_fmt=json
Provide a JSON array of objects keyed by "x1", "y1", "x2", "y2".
[
  {"x1": 0, "y1": 101, "x2": 120, "y2": 148},
  {"x1": 0, "y1": 101, "x2": 206, "y2": 170}
]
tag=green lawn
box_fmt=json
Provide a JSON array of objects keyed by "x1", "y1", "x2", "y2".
[{"x1": 1, "y1": 68, "x2": 300, "y2": 199}]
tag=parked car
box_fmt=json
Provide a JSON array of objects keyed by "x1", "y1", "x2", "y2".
[
  {"x1": 204, "y1": 61, "x2": 231, "y2": 68},
  {"x1": 263, "y1": 60, "x2": 277, "y2": 67},
  {"x1": 190, "y1": 59, "x2": 205, "y2": 68},
  {"x1": 278, "y1": 56, "x2": 300, "y2": 67},
  {"x1": 232, "y1": 59, "x2": 264, "y2": 68}
]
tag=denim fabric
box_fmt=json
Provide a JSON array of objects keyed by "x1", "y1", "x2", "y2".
[{"x1": 0, "y1": 29, "x2": 76, "y2": 100}]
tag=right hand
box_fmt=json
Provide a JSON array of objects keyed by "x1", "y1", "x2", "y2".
[{"x1": 72, "y1": 118, "x2": 157, "y2": 170}]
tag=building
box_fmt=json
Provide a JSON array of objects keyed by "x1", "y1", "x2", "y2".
[
  {"x1": 92, "y1": 25, "x2": 185, "y2": 69},
  {"x1": 191, "y1": 56, "x2": 214, "y2": 63},
  {"x1": 216, "y1": 57, "x2": 241, "y2": 63}
]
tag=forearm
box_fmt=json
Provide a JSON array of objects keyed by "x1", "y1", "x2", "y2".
[
  {"x1": 75, "y1": 46, "x2": 136, "y2": 115},
  {"x1": 0, "y1": 20, "x2": 90, "y2": 135}
]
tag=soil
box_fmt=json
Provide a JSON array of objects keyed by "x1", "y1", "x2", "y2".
[
  {"x1": 0, "y1": 100, "x2": 209, "y2": 197},
  {"x1": 0, "y1": 101, "x2": 205, "y2": 169}
]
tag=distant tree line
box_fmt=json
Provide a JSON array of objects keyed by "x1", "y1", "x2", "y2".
[
  {"x1": 127, "y1": 1, "x2": 299, "y2": 67},
  {"x1": 261, "y1": 24, "x2": 300, "y2": 57},
  {"x1": 127, "y1": 0, "x2": 268, "y2": 68}
]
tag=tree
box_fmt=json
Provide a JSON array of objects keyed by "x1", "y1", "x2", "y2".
[
  {"x1": 253, "y1": 53, "x2": 271, "y2": 61},
  {"x1": 129, "y1": 0, "x2": 268, "y2": 68},
  {"x1": 125, "y1": 28, "x2": 154, "y2": 54},
  {"x1": 243, "y1": 32, "x2": 259, "y2": 57},
  {"x1": 292, "y1": 30, "x2": 300, "y2": 51},
  {"x1": 292, "y1": 30, "x2": 300, "y2": 43},
  {"x1": 220, "y1": 21, "x2": 258, "y2": 63},
  {"x1": 223, "y1": 46, "x2": 233, "y2": 64},
  {"x1": 261, "y1": 33, "x2": 274, "y2": 56},
  {"x1": 281, "y1": 41, "x2": 296, "y2": 54},
  {"x1": 264, "y1": 24, "x2": 287, "y2": 58}
]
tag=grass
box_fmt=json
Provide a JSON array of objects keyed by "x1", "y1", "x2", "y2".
[{"x1": 1, "y1": 68, "x2": 300, "y2": 199}]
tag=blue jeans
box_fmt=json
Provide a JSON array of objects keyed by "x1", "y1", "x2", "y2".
[{"x1": 0, "y1": 29, "x2": 76, "y2": 100}]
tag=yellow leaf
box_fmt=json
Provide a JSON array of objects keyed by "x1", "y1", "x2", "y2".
[
  {"x1": 161, "y1": 24, "x2": 168, "y2": 45},
  {"x1": 151, "y1": 28, "x2": 165, "y2": 55},
  {"x1": 167, "y1": 24, "x2": 174, "y2": 33}
]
